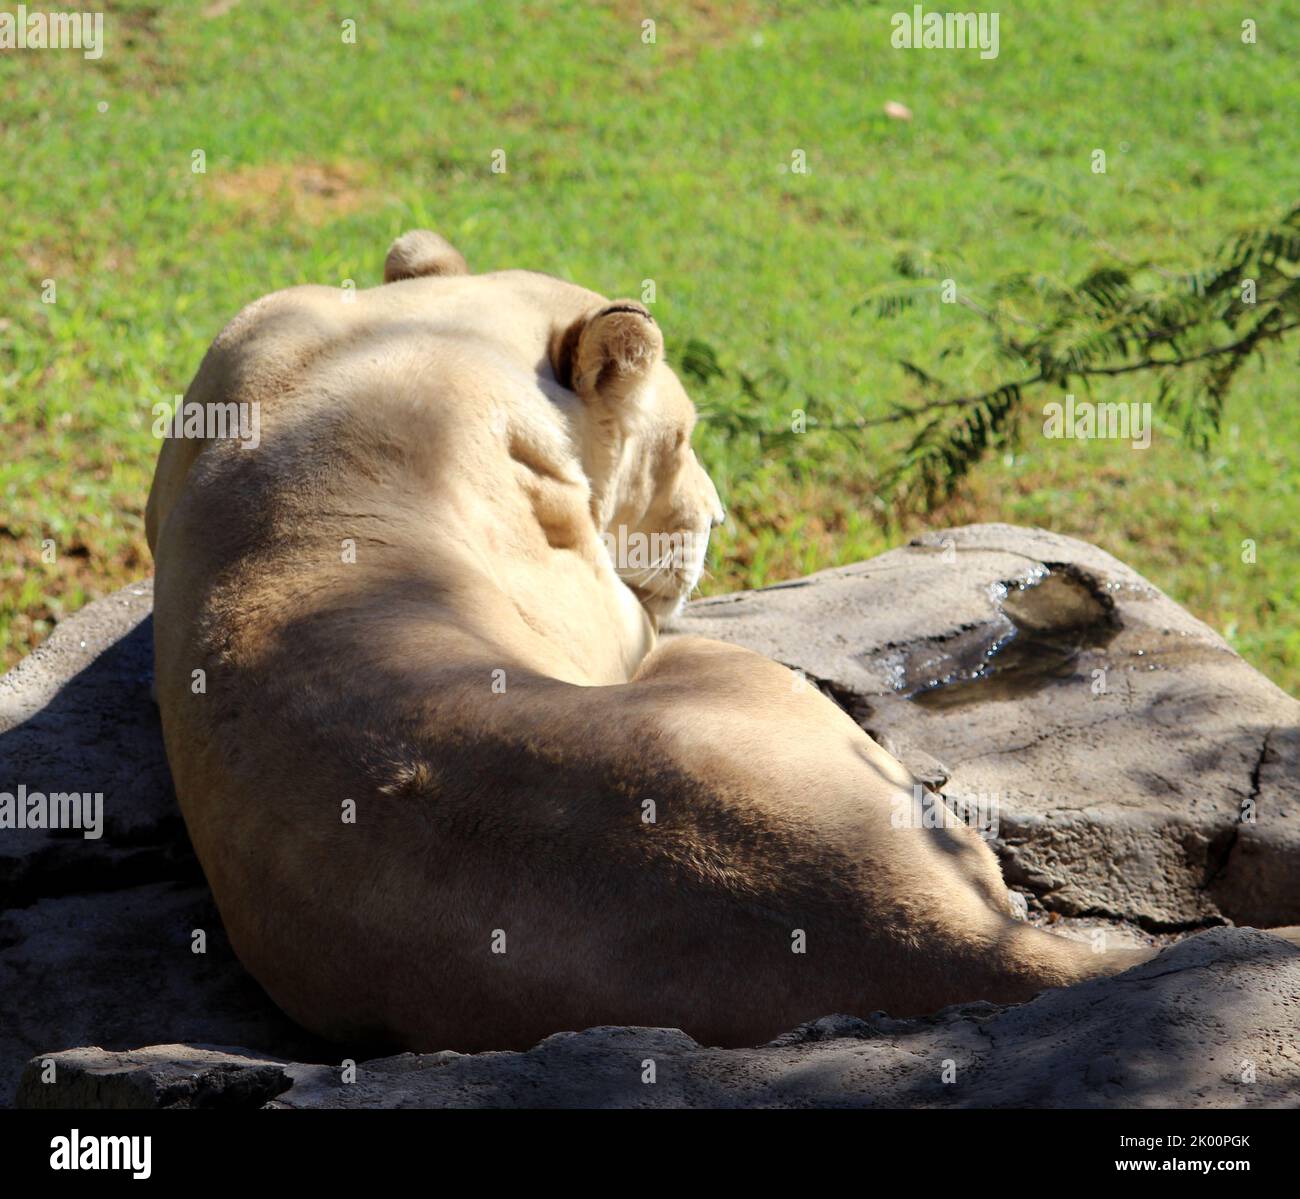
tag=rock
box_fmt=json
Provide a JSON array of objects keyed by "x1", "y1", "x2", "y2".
[
  {"x1": 669, "y1": 523, "x2": 1300, "y2": 929},
  {"x1": 19, "y1": 929, "x2": 1300, "y2": 1108},
  {"x1": 0, "y1": 882, "x2": 332, "y2": 1105},
  {"x1": 17, "y1": 1044, "x2": 293, "y2": 1110},
  {"x1": 0, "y1": 579, "x2": 186, "y2": 906},
  {"x1": 3, "y1": 523, "x2": 1298, "y2": 1108}
]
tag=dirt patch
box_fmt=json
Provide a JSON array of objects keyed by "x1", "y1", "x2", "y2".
[
  {"x1": 207, "y1": 161, "x2": 374, "y2": 228},
  {"x1": 605, "y1": 0, "x2": 773, "y2": 63}
]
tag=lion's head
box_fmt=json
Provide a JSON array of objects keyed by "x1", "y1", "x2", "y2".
[
  {"x1": 385, "y1": 229, "x2": 726, "y2": 626},
  {"x1": 549, "y1": 298, "x2": 725, "y2": 622}
]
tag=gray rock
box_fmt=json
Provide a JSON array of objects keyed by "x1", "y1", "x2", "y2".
[
  {"x1": 669, "y1": 523, "x2": 1300, "y2": 928},
  {"x1": 3, "y1": 523, "x2": 1297, "y2": 1108},
  {"x1": 17, "y1": 1044, "x2": 292, "y2": 1110},
  {"x1": 19, "y1": 929, "x2": 1299, "y2": 1108},
  {"x1": 0, "y1": 882, "x2": 330, "y2": 1106},
  {"x1": 0, "y1": 579, "x2": 186, "y2": 906}
]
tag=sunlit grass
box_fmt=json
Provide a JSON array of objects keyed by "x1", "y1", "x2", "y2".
[{"x1": 1, "y1": 0, "x2": 1295, "y2": 691}]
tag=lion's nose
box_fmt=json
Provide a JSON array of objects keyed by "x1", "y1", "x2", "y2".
[{"x1": 711, "y1": 504, "x2": 726, "y2": 529}]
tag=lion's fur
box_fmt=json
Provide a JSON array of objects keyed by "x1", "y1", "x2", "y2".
[{"x1": 147, "y1": 231, "x2": 1154, "y2": 1052}]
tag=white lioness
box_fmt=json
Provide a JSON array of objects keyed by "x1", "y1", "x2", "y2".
[{"x1": 148, "y1": 231, "x2": 1176, "y2": 1054}]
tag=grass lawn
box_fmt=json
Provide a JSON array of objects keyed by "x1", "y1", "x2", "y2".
[{"x1": 2, "y1": 0, "x2": 1297, "y2": 691}]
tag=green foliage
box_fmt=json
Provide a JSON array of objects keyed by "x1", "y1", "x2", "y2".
[{"x1": 866, "y1": 200, "x2": 1300, "y2": 505}]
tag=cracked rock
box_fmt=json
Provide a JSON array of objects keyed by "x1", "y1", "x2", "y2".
[
  {"x1": 17, "y1": 1044, "x2": 293, "y2": 1110},
  {"x1": 19, "y1": 930, "x2": 1300, "y2": 1108},
  {"x1": 670, "y1": 523, "x2": 1300, "y2": 928}
]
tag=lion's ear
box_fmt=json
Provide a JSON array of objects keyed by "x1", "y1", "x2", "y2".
[
  {"x1": 551, "y1": 301, "x2": 663, "y2": 407},
  {"x1": 383, "y1": 230, "x2": 469, "y2": 282}
]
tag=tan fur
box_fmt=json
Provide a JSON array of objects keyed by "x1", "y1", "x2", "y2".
[{"x1": 148, "y1": 232, "x2": 1157, "y2": 1053}]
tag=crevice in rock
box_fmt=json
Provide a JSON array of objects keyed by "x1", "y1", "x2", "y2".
[
  {"x1": 1110, "y1": 911, "x2": 1228, "y2": 935},
  {"x1": 0, "y1": 840, "x2": 204, "y2": 913},
  {"x1": 998, "y1": 856, "x2": 1228, "y2": 934},
  {"x1": 1202, "y1": 728, "x2": 1274, "y2": 894},
  {"x1": 1248, "y1": 728, "x2": 1273, "y2": 806},
  {"x1": 155, "y1": 1063, "x2": 293, "y2": 1109},
  {"x1": 818, "y1": 679, "x2": 875, "y2": 726},
  {"x1": 1202, "y1": 826, "x2": 1241, "y2": 892},
  {"x1": 773, "y1": 662, "x2": 872, "y2": 725},
  {"x1": 1031, "y1": 898, "x2": 1227, "y2": 936}
]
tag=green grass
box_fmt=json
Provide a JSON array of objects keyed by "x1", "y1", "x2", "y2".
[{"x1": 2, "y1": 0, "x2": 1297, "y2": 691}]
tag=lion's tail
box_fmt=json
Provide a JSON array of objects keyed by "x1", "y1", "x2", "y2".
[{"x1": 990, "y1": 920, "x2": 1300, "y2": 1005}]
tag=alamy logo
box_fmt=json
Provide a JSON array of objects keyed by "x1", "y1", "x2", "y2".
[
  {"x1": 600, "y1": 525, "x2": 705, "y2": 573},
  {"x1": 0, "y1": 785, "x2": 103, "y2": 839},
  {"x1": 892, "y1": 784, "x2": 1000, "y2": 840},
  {"x1": 152, "y1": 395, "x2": 261, "y2": 450},
  {"x1": 891, "y1": 5, "x2": 1000, "y2": 60},
  {"x1": 0, "y1": 6, "x2": 103, "y2": 58},
  {"x1": 1043, "y1": 394, "x2": 1152, "y2": 449},
  {"x1": 49, "y1": 1130, "x2": 151, "y2": 1179}
]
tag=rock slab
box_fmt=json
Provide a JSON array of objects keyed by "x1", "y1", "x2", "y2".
[
  {"x1": 671, "y1": 523, "x2": 1300, "y2": 928},
  {"x1": 18, "y1": 930, "x2": 1300, "y2": 1108}
]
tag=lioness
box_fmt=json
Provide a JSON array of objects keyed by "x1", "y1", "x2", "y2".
[{"x1": 148, "y1": 231, "x2": 1174, "y2": 1053}]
